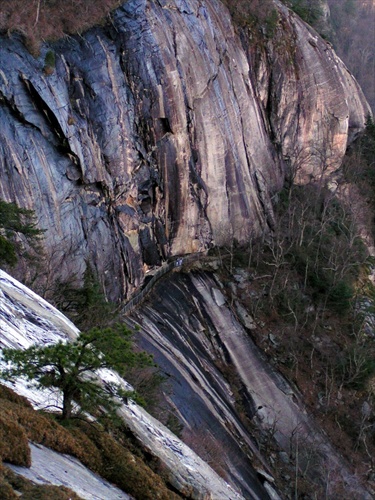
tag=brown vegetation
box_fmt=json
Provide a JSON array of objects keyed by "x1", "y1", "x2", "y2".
[
  {"x1": 214, "y1": 252, "x2": 375, "y2": 493},
  {"x1": 0, "y1": 0, "x2": 122, "y2": 55},
  {"x1": 0, "y1": 384, "x2": 181, "y2": 499},
  {"x1": 0, "y1": 463, "x2": 82, "y2": 500},
  {"x1": 328, "y1": 0, "x2": 375, "y2": 113},
  {"x1": 0, "y1": 415, "x2": 30, "y2": 467},
  {"x1": 222, "y1": 0, "x2": 279, "y2": 37}
]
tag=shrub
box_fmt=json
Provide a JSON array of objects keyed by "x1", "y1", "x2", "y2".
[
  {"x1": 0, "y1": 237, "x2": 17, "y2": 267},
  {"x1": 342, "y1": 116, "x2": 375, "y2": 240},
  {"x1": 0, "y1": 199, "x2": 43, "y2": 267},
  {"x1": 0, "y1": 474, "x2": 18, "y2": 500},
  {"x1": 0, "y1": 413, "x2": 30, "y2": 466},
  {"x1": 338, "y1": 345, "x2": 375, "y2": 389},
  {"x1": 276, "y1": 184, "x2": 366, "y2": 313},
  {"x1": 286, "y1": 0, "x2": 323, "y2": 26},
  {"x1": 0, "y1": 385, "x2": 32, "y2": 407},
  {"x1": 327, "y1": 281, "x2": 353, "y2": 311},
  {"x1": 43, "y1": 50, "x2": 55, "y2": 75}
]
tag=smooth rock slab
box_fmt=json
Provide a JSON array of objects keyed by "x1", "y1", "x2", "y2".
[{"x1": 7, "y1": 443, "x2": 131, "y2": 500}]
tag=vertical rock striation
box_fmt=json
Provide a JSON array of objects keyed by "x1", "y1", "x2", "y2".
[
  {"x1": 0, "y1": 0, "x2": 370, "y2": 299},
  {"x1": 247, "y1": 0, "x2": 370, "y2": 180}
]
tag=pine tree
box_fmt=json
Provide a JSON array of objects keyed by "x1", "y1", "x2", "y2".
[
  {"x1": 1, "y1": 325, "x2": 153, "y2": 420},
  {"x1": 0, "y1": 199, "x2": 43, "y2": 266},
  {"x1": 52, "y1": 264, "x2": 117, "y2": 330}
]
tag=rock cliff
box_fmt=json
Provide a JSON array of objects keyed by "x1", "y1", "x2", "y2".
[
  {"x1": 129, "y1": 268, "x2": 373, "y2": 498},
  {"x1": 0, "y1": 269, "x2": 262, "y2": 499},
  {"x1": 0, "y1": 0, "x2": 370, "y2": 300}
]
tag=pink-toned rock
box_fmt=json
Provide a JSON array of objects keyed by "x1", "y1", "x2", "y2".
[{"x1": 0, "y1": 0, "x2": 370, "y2": 300}]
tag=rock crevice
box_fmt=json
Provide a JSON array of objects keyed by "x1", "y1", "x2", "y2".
[{"x1": 0, "y1": 0, "x2": 370, "y2": 299}]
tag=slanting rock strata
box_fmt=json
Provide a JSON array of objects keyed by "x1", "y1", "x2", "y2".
[
  {"x1": 0, "y1": 270, "x2": 254, "y2": 499},
  {"x1": 130, "y1": 270, "x2": 373, "y2": 499},
  {"x1": 7, "y1": 443, "x2": 132, "y2": 500}
]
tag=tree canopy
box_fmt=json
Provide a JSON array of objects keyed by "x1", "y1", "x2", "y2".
[
  {"x1": 1, "y1": 325, "x2": 153, "y2": 420},
  {"x1": 0, "y1": 199, "x2": 43, "y2": 267},
  {"x1": 52, "y1": 264, "x2": 118, "y2": 331}
]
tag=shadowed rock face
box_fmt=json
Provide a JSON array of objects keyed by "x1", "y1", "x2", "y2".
[
  {"x1": 0, "y1": 269, "x2": 255, "y2": 500},
  {"x1": 129, "y1": 270, "x2": 372, "y2": 499},
  {"x1": 0, "y1": 0, "x2": 370, "y2": 300}
]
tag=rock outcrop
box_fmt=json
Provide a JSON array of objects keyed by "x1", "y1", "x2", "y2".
[
  {"x1": 0, "y1": 269, "x2": 261, "y2": 499},
  {"x1": 251, "y1": 0, "x2": 369, "y2": 180},
  {"x1": 0, "y1": 0, "x2": 370, "y2": 300},
  {"x1": 129, "y1": 269, "x2": 373, "y2": 499}
]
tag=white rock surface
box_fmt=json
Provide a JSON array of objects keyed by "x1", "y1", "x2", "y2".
[
  {"x1": 7, "y1": 443, "x2": 132, "y2": 500},
  {"x1": 0, "y1": 270, "x2": 245, "y2": 499},
  {"x1": 0, "y1": 269, "x2": 79, "y2": 349}
]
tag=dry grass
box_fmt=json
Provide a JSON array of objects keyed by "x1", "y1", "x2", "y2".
[
  {"x1": 0, "y1": 386, "x2": 31, "y2": 466},
  {"x1": 0, "y1": 384, "x2": 181, "y2": 499},
  {"x1": 0, "y1": 396, "x2": 95, "y2": 465},
  {"x1": 0, "y1": 462, "x2": 82, "y2": 499},
  {"x1": 0, "y1": 0, "x2": 122, "y2": 55},
  {"x1": 77, "y1": 421, "x2": 180, "y2": 500},
  {"x1": 0, "y1": 413, "x2": 30, "y2": 467}
]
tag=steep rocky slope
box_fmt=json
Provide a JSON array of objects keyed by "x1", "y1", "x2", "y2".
[
  {"x1": 0, "y1": 1, "x2": 373, "y2": 498},
  {"x1": 128, "y1": 268, "x2": 373, "y2": 498},
  {"x1": 1, "y1": 266, "x2": 373, "y2": 498},
  {"x1": 0, "y1": 0, "x2": 370, "y2": 301},
  {"x1": 0, "y1": 269, "x2": 254, "y2": 499}
]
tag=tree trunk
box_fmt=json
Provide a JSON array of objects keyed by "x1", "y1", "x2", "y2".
[{"x1": 62, "y1": 391, "x2": 73, "y2": 420}]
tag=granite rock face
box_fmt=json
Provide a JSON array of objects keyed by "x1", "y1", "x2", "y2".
[
  {"x1": 0, "y1": 0, "x2": 370, "y2": 299},
  {"x1": 252, "y1": 0, "x2": 370, "y2": 181},
  {"x1": 0, "y1": 269, "x2": 252, "y2": 500},
  {"x1": 130, "y1": 270, "x2": 373, "y2": 499}
]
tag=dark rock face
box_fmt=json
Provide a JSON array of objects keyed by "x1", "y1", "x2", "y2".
[
  {"x1": 0, "y1": 0, "x2": 370, "y2": 300},
  {"x1": 130, "y1": 270, "x2": 373, "y2": 499},
  {"x1": 128, "y1": 270, "x2": 269, "y2": 498}
]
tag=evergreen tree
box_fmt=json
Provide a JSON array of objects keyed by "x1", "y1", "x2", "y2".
[
  {"x1": 0, "y1": 199, "x2": 43, "y2": 266},
  {"x1": 52, "y1": 264, "x2": 117, "y2": 330},
  {"x1": 1, "y1": 325, "x2": 153, "y2": 420}
]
